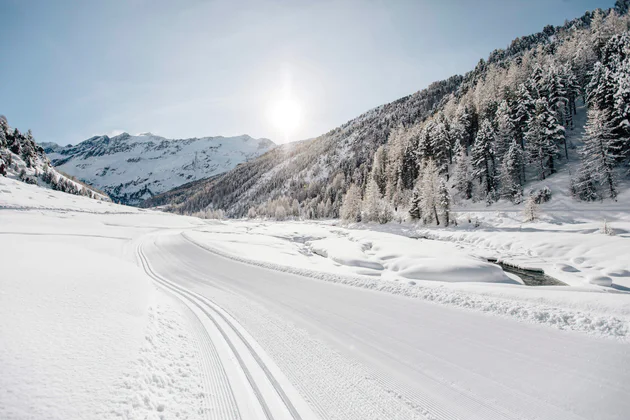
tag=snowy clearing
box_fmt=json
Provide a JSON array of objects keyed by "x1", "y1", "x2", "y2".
[{"x1": 2, "y1": 176, "x2": 630, "y2": 420}]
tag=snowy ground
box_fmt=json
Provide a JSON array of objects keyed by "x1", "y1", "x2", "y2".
[{"x1": 2, "y1": 175, "x2": 630, "y2": 420}]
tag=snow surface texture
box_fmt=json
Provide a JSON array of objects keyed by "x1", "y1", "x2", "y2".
[{"x1": 45, "y1": 132, "x2": 275, "y2": 205}]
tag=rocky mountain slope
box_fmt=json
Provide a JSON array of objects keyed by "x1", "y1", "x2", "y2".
[{"x1": 45, "y1": 133, "x2": 274, "y2": 205}]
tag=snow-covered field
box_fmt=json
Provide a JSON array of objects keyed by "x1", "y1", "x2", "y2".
[{"x1": 2, "y1": 175, "x2": 630, "y2": 420}]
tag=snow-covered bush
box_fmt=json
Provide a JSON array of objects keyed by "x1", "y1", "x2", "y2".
[
  {"x1": 523, "y1": 195, "x2": 540, "y2": 222},
  {"x1": 601, "y1": 219, "x2": 615, "y2": 235},
  {"x1": 571, "y1": 170, "x2": 600, "y2": 201},
  {"x1": 530, "y1": 186, "x2": 552, "y2": 204}
]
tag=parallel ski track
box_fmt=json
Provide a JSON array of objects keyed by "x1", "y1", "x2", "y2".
[{"x1": 138, "y1": 238, "x2": 304, "y2": 420}]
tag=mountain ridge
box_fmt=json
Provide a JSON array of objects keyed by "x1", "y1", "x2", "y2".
[{"x1": 45, "y1": 132, "x2": 275, "y2": 205}]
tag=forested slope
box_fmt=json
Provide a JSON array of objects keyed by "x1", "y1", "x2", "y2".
[{"x1": 170, "y1": 3, "x2": 630, "y2": 223}]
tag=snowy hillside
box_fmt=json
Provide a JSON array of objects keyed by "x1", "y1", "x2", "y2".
[
  {"x1": 45, "y1": 132, "x2": 275, "y2": 205},
  {"x1": 166, "y1": 7, "x2": 630, "y2": 222},
  {"x1": 0, "y1": 115, "x2": 109, "y2": 201}
]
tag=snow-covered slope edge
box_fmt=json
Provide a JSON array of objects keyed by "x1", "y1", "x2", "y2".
[
  {"x1": 0, "y1": 115, "x2": 109, "y2": 201},
  {"x1": 45, "y1": 132, "x2": 275, "y2": 205}
]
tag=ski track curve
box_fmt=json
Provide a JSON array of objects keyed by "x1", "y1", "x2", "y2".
[{"x1": 137, "y1": 237, "x2": 312, "y2": 420}]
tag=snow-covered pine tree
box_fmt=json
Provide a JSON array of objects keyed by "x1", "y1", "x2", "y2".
[
  {"x1": 408, "y1": 188, "x2": 422, "y2": 221},
  {"x1": 616, "y1": 0, "x2": 630, "y2": 15},
  {"x1": 430, "y1": 115, "x2": 452, "y2": 179},
  {"x1": 559, "y1": 64, "x2": 580, "y2": 135},
  {"x1": 371, "y1": 145, "x2": 388, "y2": 195},
  {"x1": 416, "y1": 120, "x2": 435, "y2": 163},
  {"x1": 454, "y1": 104, "x2": 473, "y2": 153},
  {"x1": 453, "y1": 147, "x2": 473, "y2": 199},
  {"x1": 419, "y1": 160, "x2": 440, "y2": 225},
  {"x1": 514, "y1": 83, "x2": 534, "y2": 152},
  {"x1": 498, "y1": 140, "x2": 524, "y2": 202},
  {"x1": 471, "y1": 119, "x2": 497, "y2": 197},
  {"x1": 525, "y1": 98, "x2": 561, "y2": 180},
  {"x1": 495, "y1": 100, "x2": 515, "y2": 160},
  {"x1": 340, "y1": 183, "x2": 362, "y2": 222},
  {"x1": 613, "y1": 54, "x2": 630, "y2": 156},
  {"x1": 437, "y1": 178, "x2": 451, "y2": 226},
  {"x1": 579, "y1": 107, "x2": 621, "y2": 199},
  {"x1": 571, "y1": 166, "x2": 600, "y2": 201}
]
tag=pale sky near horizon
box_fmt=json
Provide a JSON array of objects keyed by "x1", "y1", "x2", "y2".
[{"x1": 0, "y1": 0, "x2": 613, "y2": 145}]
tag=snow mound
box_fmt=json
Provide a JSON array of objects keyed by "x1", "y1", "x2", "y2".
[
  {"x1": 588, "y1": 275, "x2": 613, "y2": 287},
  {"x1": 308, "y1": 238, "x2": 384, "y2": 270},
  {"x1": 389, "y1": 256, "x2": 507, "y2": 283}
]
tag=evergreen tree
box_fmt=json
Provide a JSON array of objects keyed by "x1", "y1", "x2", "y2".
[
  {"x1": 514, "y1": 83, "x2": 534, "y2": 151},
  {"x1": 471, "y1": 119, "x2": 497, "y2": 197},
  {"x1": 430, "y1": 115, "x2": 452, "y2": 179},
  {"x1": 525, "y1": 98, "x2": 562, "y2": 180},
  {"x1": 571, "y1": 167, "x2": 600, "y2": 201},
  {"x1": 408, "y1": 188, "x2": 422, "y2": 221},
  {"x1": 579, "y1": 108, "x2": 621, "y2": 199},
  {"x1": 498, "y1": 140, "x2": 524, "y2": 202},
  {"x1": 453, "y1": 147, "x2": 473, "y2": 199},
  {"x1": 495, "y1": 100, "x2": 516, "y2": 160},
  {"x1": 371, "y1": 146, "x2": 388, "y2": 194},
  {"x1": 613, "y1": 55, "x2": 630, "y2": 156},
  {"x1": 616, "y1": 0, "x2": 630, "y2": 15},
  {"x1": 420, "y1": 160, "x2": 440, "y2": 225},
  {"x1": 437, "y1": 178, "x2": 451, "y2": 226}
]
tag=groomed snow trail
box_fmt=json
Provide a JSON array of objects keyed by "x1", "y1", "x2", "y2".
[
  {"x1": 138, "y1": 236, "x2": 318, "y2": 420},
  {"x1": 142, "y1": 230, "x2": 630, "y2": 420}
]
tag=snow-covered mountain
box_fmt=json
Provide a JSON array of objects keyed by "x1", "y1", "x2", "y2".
[{"x1": 45, "y1": 132, "x2": 275, "y2": 205}]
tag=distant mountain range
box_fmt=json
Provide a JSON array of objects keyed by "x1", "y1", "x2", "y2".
[{"x1": 43, "y1": 132, "x2": 274, "y2": 205}]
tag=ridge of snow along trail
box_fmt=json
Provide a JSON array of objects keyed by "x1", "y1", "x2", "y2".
[{"x1": 136, "y1": 236, "x2": 316, "y2": 420}]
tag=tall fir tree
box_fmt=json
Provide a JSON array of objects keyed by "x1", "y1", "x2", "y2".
[
  {"x1": 579, "y1": 108, "x2": 621, "y2": 200},
  {"x1": 495, "y1": 100, "x2": 516, "y2": 160},
  {"x1": 453, "y1": 148, "x2": 473, "y2": 199},
  {"x1": 498, "y1": 140, "x2": 524, "y2": 202},
  {"x1": 525, "y1": 98, "x2": 562, "y2": 180},
  {"x1": 471, "y1": 119, "x2": 497, "y2": 197}
]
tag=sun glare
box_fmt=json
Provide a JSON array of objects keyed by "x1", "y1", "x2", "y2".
[{"x1": 268, "y1": 97, "x2": 302, "y2": 141}]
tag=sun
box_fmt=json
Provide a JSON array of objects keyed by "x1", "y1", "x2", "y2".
[{"x1": 268, "y1": 97, "x2": 302, "y2": 140}]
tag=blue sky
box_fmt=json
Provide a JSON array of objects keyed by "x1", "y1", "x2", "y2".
[{"x1": 0, "y1": 0, "x2": 613, "y2": 145}]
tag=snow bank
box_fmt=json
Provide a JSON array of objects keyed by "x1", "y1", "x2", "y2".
[{"x1": 388, "y1": 256, "x2": 507, "y2": 282}]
